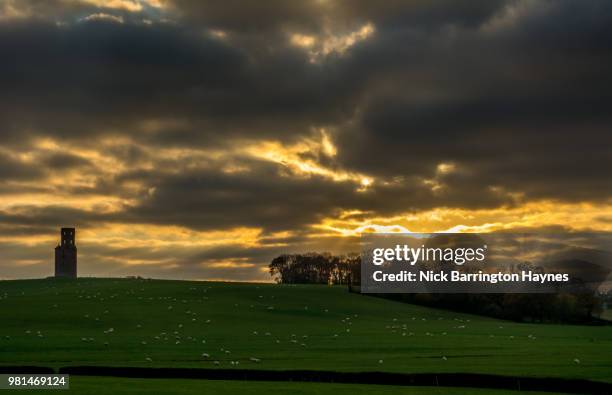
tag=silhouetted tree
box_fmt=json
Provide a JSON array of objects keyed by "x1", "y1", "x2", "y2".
[{"x1": 269, "y1": 253, "x2": 360, "y2": 285}]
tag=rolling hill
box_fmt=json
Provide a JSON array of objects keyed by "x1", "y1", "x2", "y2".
[{"x1": 1, "y1": 278, "x2": 611, "y2": 393}]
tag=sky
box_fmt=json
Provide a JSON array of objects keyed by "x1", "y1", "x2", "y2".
[{"x1": 0, "y1": 0, "x2": 611, "y2": 281}]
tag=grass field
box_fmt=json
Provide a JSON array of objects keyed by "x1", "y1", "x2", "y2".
[
  {"x1": 0, "y1": 278, "x2": 611, "y2": 392},
  {"x1": 11, "y1": 377, "x2": 564, "y2": 395},
  {"x1": 9, "y1": 377, "x2": 568, "y2": 395}
]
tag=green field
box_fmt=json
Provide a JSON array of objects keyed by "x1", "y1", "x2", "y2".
[
  {"x1": 11, "y1": 377, "x2": 563, "y2": 395},
  {"x1": 0, "y1": 278, "x2": 611, "y2": 393}
]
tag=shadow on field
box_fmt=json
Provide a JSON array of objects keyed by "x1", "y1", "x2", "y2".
[
  {"x1": 0, "y1": 366, "x2": 54, "y2": 374},
  {"x1": 3, "y1": 366, "x2": 609, "y2": 394}
]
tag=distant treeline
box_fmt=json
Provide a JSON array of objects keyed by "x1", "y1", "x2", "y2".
[
  {"x1": 269, "y1": 252, "x2": 361, "y2": 285},
  {"x1": 375, "y1": 292, "x2": 604, "y2": 324},
  {"x1": 268, "y1": 253, "x2": 605, "y2": 324}
]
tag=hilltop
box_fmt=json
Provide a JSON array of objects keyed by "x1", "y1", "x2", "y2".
[{"x1": 0, "y1": 278, "x2": 611, "y2": 383}]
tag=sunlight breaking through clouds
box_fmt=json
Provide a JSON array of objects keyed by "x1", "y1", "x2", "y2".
[
  {"x1": 314, "y1": 201, "x2": 612, "y2": 237},
  {"x1": 244, "y1": 131, "x2": 375, "y2": 190},
  {"x1": 1, "y1": 0, "x2": 611, "y2": 281},
  {"x1": 79, "y1": 0, "x2": 162, "y2": 12},
  {"x1": 290, "y1": 22, "x2": 375, "y2": 62}
]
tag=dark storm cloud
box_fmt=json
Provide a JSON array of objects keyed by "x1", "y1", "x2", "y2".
[
  {"x1": 169, "y1": 0, "x2": 507, "y2": 32},
  {"x1": 0, "y1": 152, "x2": 43, "y2": 180},
  {"x1": 1, "y1": 0, "x2": 612, "y2": 281},
  {"x1": 167, "y1": 0, "x2": 322, "y2": 32},
  {"x1": 333, "y1": 0, "x2": 612, "y2": 202},
  {"x1": 123, "y1": 160, "x2": 357, "y2": 231},
  {"x1": 0, "y1": 18, "x2": 353, "y2": 147},
  {"x1": 0, "y1": 206, "x2": 104, "y2": 228},
  {"x1": 0, "y1": 19, "x2": 247, "y2": 141},
  {"x1": 121, "y1": 157, "x2": 512, "y2": 233},
  {"x1": 40, "y1": 152, "x2": 93, "y2": 170},
  {"x1": 1, "y1": 0, "x2": 607, "y2": 207},
  {"x1": 0, "y1": 156, "x2": 508, "y2": 238}
]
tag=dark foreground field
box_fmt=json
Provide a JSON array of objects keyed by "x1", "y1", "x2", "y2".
[
  {"x1": 0, "y1": 278, "x2": 611, "y2": 394},
  {"x1": 14, "y1": 377, "x2": 564, "y2": 395}
]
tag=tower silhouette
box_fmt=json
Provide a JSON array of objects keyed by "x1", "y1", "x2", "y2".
[{"x1": 55, "y1": 227, "x2": 77, "y2": 278}]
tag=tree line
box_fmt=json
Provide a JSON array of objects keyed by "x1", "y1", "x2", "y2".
[
  {"x1": 268, "y1": 253, "x2": 605, "y2": 324},
  {"x1": 268, "y1": 252, "x2": 361, "y2": 285}
]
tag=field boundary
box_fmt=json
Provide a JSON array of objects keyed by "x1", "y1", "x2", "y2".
[{"x1": 2, "y1": 366, "x2": 610, "y2": 394}]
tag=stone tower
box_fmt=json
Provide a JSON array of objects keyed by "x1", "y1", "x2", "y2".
[{"x1": 55, "y1": 227, "x2": 77, "y2": 278}]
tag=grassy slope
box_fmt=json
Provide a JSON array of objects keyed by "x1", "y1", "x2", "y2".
[{"x1": 0, "y1": 278, "x2": 610, "y2": 383}]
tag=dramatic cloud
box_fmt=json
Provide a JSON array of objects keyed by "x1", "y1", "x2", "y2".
[{"x1": 0, "y1": 0, "x2": 611, "y2": 280}]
